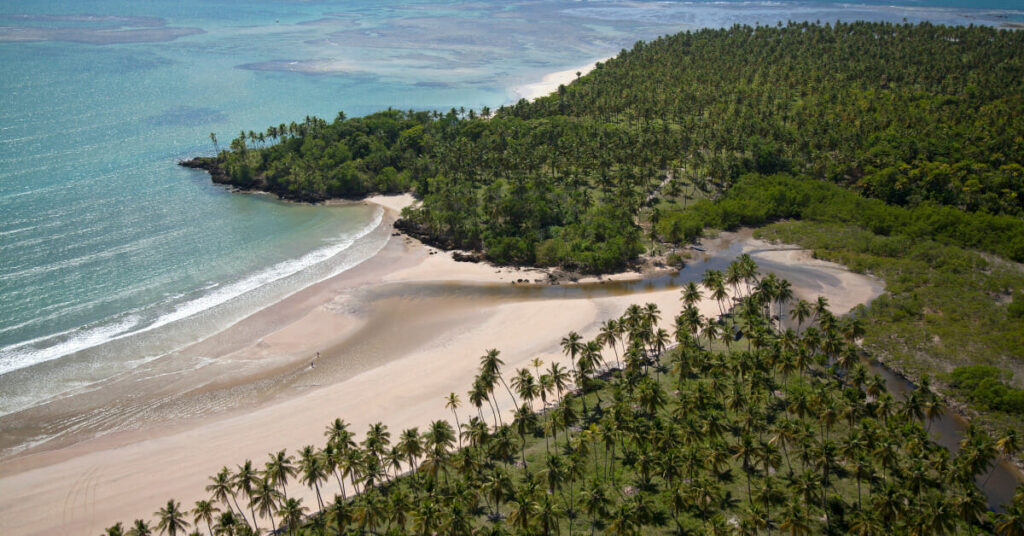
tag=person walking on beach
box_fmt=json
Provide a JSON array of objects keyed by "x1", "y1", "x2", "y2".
[{"x1": 311, "y1": 351, "x2": 319, "y2": 369}]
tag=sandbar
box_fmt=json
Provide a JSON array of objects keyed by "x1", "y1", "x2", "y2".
[{"x1": 0, "y1": 198, "x2": 883, "y2": 535}]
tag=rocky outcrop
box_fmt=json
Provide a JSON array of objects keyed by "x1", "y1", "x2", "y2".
[{"x1": 178, "y1": 157, "x2": 332, "y2": 204}]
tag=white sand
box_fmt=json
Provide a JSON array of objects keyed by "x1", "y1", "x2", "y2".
[
  {"x1": 511, "y1": 57, "x2": 612, "y2": 102},
  {"x1": 0, "y1": 223, "x2": 883, "y2": 535},
  {"x1": 363, "y1": 193, "x2": 417, "y2": 214}
]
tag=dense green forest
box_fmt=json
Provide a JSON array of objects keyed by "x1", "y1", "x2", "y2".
[
  {"x1": 182, "y1": 21, "x2": 1024, "y2": 470},
  {"x1": 188, "y1": 21, "x2": 1024, "y2": 271},
  {"x1": 102, "y1": 264, "x2": 1024, "y2": 535}
]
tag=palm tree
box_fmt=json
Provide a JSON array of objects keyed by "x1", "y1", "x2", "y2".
[
  {"x1": 363, "y1": 422, "x2": 392, "y2": 468},
  {"x1": 778, "y1": 501, "x2": 812, "y2": 535},
  {"x1": 580, "y1": 479, "x2": 611, "y2": 536},
  {"x1": 298, "y1": 445, "x2": 328, "y2": 512},
  {"x1": 598, "y1": 318, "x2": 622, "y2": 369},
  {"x1": 681, "y1": 281, "x2": 702, "y2": 308},
  {"x1": 703, "y1": 319, "x2": 721, "y2": 350},
  {"x1": 513, "y1": 404, "x2": 537, "y2": 462},
  {"x1": 233, "y1": 461, "x2": 260, "y2": 531},
  {"x1": 324, "y1": 418, "x2": 355, "y2": 452},
  {"x1": 790, "y1": 299, "x2": 812, "y2": 332},
  {"x1": 425, "y1": 419, "x2": 456, "y2": 457},
  {"x1": 994, "y1": 491, "x2": 1024, "y2": 536},
  {"x1": 738, "y1": 253, "x2": 760, "y2": 293},
  {"x1": 413, "y1": 500, "x2": 442, "y2": 535},
  {"x1": 190, "y1": 500, "x2": 218, "y2": 536},
  {"x1": 446, "y1": 392, "x2": 464, "y2": 447},
  {"x1": 679, "y1": 305, "x2": 704, "y2": 346},
  {"x1": 397, "y1": 427, "x2": 424, "y2": 474},
  {"x1": 469, "y1": 379, "x2": 495, "y2": 426},
  {"x1": 539, "y1": 373, "x2": 554, "y2": 409},
  {"x1": 278, "y1": 498, "x2": 308, "y2": 536},
  {"x1": 104, "y1": 522, "x2": 126, "y2": 536},
  {"x1": 155, "y1": 499, "x2": 190, "y2": 536},
  {"x1": 579, "y1": 341, "x2": 605, "y2": 378},
  {"x1": 250, "y1": 477, "x2": 282, "y2": 534},
  {"x1": 547, "y1": 362, "x2": 570, "y2": 405},
  {"x1": 507, "y1": 490, "x2": 539, "y2": 533},
  {"x1": 847, "y1": 509, "x2": 883, "y2": 535},
  {"x1": 326, "y1": 495, "x2": 352, "y2": 535},
  {"x1": 206, "y1": 467, "x2": 245, "y2": 527},
  {"x1": 212, "y1": 511, "x2": 239, "y2": 536},
  {"x1": 386, "y1": 485, "x2": 413, "y2": 531},
  {"x1": 561, "y1": 331, "x2": 586, "y2": 408},
  {"x1": 534, "y1": 495, "x2": 561, "y2": 536},
  {"x1": 775, "y1": 278, "x2": 794, "y2": 327},
  {"x1": 726, "y1": 261, "x2": 744, "y2": 299},
  {"x1": 481, "y1": 348, "x2": 518, "y2": 410},
  {"x1": 811, "y1": 296, "x2": 830, "y2": 325},
  {"x1": 127, "y1": 519, "x2": 152, "y2": 536},
  {"x1": 606, "y1": 502, "x2": 640, "y2": 536},
  {"x1": 701, "y1": 269, "x2": 725, "y2": 315},
  {"x1": 264, "y1": 449, "x2": 296, "y2": 500}
]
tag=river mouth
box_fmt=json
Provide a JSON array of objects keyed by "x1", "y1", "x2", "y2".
[
  {"x1": 1, "y1": 226, "x2": 1020, "y2": 511},
  {"x1": 0, "y1": 226, "x2": 1019, "y2": 536}
]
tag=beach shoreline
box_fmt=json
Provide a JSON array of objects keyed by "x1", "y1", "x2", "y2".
[
  {"x1": 0, "y1": 189, "x2": 886, "y2": 534},
  {"x1": 511, "y1": 56, "x2": 613, "y2": 102}
]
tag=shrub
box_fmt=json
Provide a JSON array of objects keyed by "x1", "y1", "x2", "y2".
[{"x1": 950, "y1": 366, "x2": 1024, "y2": 414}]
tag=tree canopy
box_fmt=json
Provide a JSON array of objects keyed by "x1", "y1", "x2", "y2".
[{"x1": 194, "y1": 21, "x2": 1024, "y2": 273}]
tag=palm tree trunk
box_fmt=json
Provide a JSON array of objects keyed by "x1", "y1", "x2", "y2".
[
  {"x1": 230, "y1": 495, "x2": 250, "y2": 529},
  {"x1": 452, "y1": 409, "x2": 463, "y2": 449},
  {"x1": 499, "y1": 377, "x2": 518, "y2": 410},
  {"x1": 334, "y1": 469, "x2": 345, "y2": 499},
  {"x1": 487, "y1": 396, "x2": 501, "y2": 427},
  {"x1": 856, "y1": 476, "x2": 862, "y2": 510}
]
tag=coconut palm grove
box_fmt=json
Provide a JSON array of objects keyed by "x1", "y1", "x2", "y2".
[
  {"x1": 104, "y1": 259, "x2": 1022, "y2": 535},
  {"x1": 160, "y1": 21, "x2": 1024, "y2": 536}
]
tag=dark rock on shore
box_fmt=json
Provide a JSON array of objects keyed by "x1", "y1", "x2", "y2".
[
  {"x1": 393, "y1": 218, "x2": 457, "y2": 250},
  {"x1": 451, "y1": 251, "x2": 484, "y2": 263},
  {"x1": 179, "y1": 157, "x2": 230, "y2": 184},
  {"x1": 178, "y1": 156, "x2": 334, "y2": 204}
]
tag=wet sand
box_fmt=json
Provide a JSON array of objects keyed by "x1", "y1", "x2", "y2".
[{"x1": 0, "y1": 197, "x2": 886, "y2": 535}]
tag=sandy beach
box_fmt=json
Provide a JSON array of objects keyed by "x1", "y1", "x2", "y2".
[
  {"x1": 511, "y1": 57, "x2": 613, "y2": 102},
  {"x1": 0, "y1": 192, "x2": 884, "y2": 535}
]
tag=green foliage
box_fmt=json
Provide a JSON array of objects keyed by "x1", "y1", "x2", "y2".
[
  {"x1": 757, "y1": 220, "x2": 1024, "y2": 432},
  {"x1": 204, "y1": 22, "x2": 1024, "y2": 274},
  {"x1": 951, "y1": 366, "x2": 1024, "y2": 414},
  {"x1": 659, "y1": 173, "x2": 1024, "y2": 261},
  {"x1": 516, "y1": 21, "x2": 1024, "y2": 216},
  {"x1": 1010, "y1": 294, "x2": 1024, "y2": 319},
  {"x1": 111, "y1": 272, "x2": 1024, "y2": 535},
  {"x1": 217, "y1": 109, "x2": 428, "y2": 200}
]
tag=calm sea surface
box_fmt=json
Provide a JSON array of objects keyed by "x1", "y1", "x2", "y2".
[{"x1": 1, "y1": 0, "x2": 1020, "y2": 416}]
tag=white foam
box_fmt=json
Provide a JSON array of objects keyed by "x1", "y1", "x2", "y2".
[
  {"x1": 0, "y1": 315, "x2": 141, "y2": 376},
  {"x1": 139, "y1": 207, "x2": 383, "y2": 334},
  {"x1": 0, "y1": 207, "x2": 384, "y2": 377}
]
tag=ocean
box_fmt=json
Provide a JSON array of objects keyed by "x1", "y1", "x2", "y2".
[{"x1": 0, "y1": 0, "x2": 1020, "y2": 421}]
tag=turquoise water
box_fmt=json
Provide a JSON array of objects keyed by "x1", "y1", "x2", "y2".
[{"x1": 0, "y1": 0, "x2": 1020, "y2": 416}]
